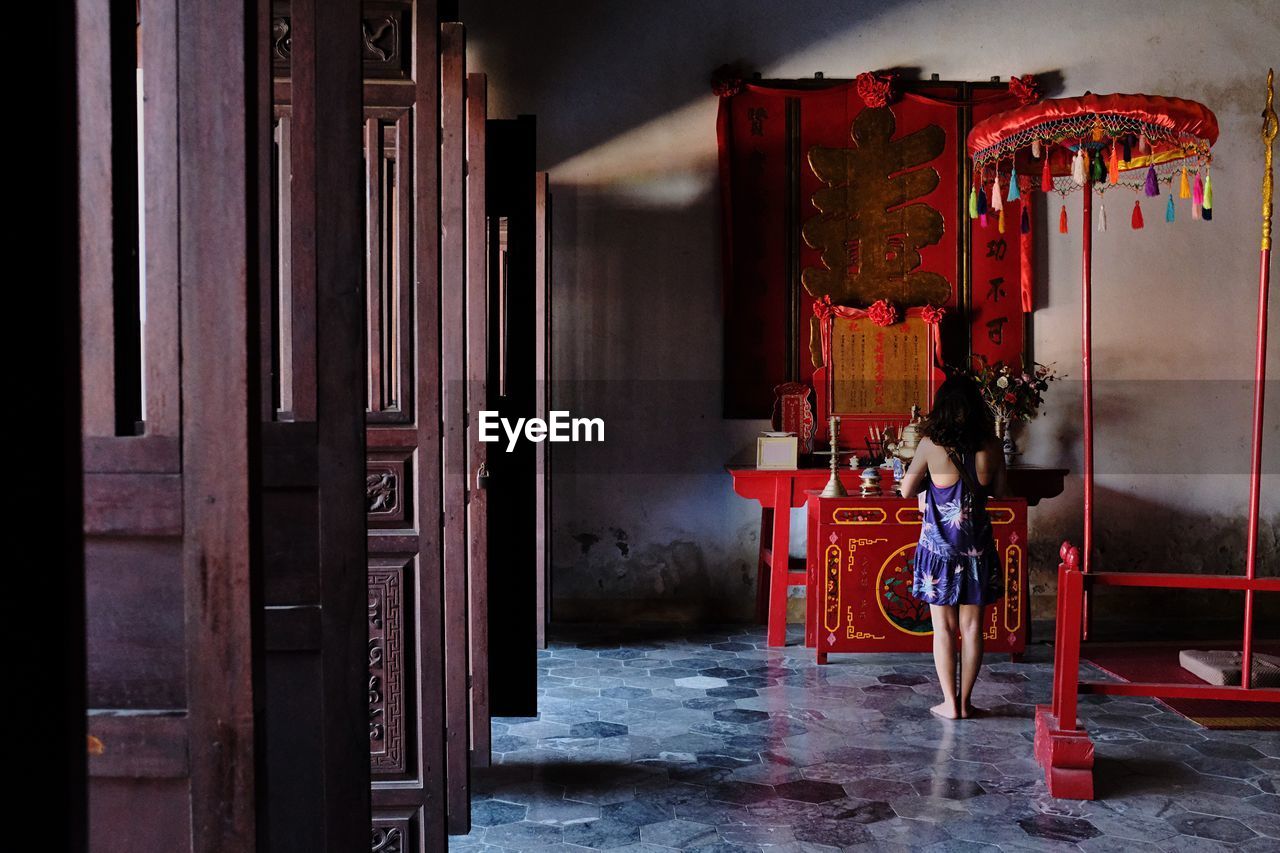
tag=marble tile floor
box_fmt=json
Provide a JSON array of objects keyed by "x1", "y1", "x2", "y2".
[{"x1": 451, "y1": 624, "x2": 1280, "y2": 852}]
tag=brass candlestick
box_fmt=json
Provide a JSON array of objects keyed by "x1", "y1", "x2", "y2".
[{"x1": 819, "y1": 415, "x2": 849, "y2": 497}]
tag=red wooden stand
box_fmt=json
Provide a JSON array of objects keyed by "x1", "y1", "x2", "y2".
[
  {"x1": 1037, "y1": 545, "x2": 1280, "y2": 799},
  {"x1": 806, "y1": 493, "x2": 1029, "y2": 664},
  {"x1": 1038, "y1": 83, "x2": 1277, "y2": 798}
]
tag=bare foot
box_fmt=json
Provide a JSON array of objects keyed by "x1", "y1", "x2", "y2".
[
  {"x1": 960, "y1": 704, "x2": 985, "y2": 719},
  {"x1": 930, "y1": 701, "x2": 960, "y2": 720}
]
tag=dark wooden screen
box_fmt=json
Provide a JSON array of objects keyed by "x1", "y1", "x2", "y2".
[
  {"x1": 485, "y1": 115, "x2": 540, "y2": 716},
  {"x1": 535, "y1": 171, "x2": 552, "y2": 649},
  {"x1": 81, "y1": 0, "x2": 261, "y2": 848},
  {"x1": 259, "y1": 1, "x2": 373, "y2": 852},
  {"x1": 49, "y1": 0, "x2": 84, "y2": 845}
]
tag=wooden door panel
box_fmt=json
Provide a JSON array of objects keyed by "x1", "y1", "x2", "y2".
[
  {"x1": 466, "y1": 70, "x2": 492, "y2": 767},
  {"x1": 258, "y1": 1, "x2": 372, "y2": 851},
  {"x1": 82, "y1": 0, "x2": 261, "y2": 848}
]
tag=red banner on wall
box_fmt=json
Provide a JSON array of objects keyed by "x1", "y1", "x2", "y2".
[{"x1": 718, "y1": 77, "x2": 1035, "y2": 418}]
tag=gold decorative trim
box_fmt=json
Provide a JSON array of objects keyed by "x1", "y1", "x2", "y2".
[
  {"x1": 832, "y1": 506, "x2": 888, "y2": 525},
  {"x1": 895, "y1": 506, "x2": 924, "y2": 524},
  {"x1": 876, "y1": 542, "x2": 932, "y2": 636},
  {"x1": 1003, "y1": 544, "x2": 1023, "y2": 634}
]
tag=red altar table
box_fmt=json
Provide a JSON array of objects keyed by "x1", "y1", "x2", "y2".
[
  {"x1": 805, "y1": 493, "x2": 1028, "y2": 663},
  {"x1": 727, "y1": 464, "x2": 1063, "y2": 647}
]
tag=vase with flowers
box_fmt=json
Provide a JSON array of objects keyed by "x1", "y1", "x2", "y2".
[{"x1": 969, "y1": 360, "x2": 1058, "y2": 464}]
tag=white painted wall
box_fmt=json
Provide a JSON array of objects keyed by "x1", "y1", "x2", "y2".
[{"x1": 462, "y1": 0, "x2": 1280, "y2": 627}]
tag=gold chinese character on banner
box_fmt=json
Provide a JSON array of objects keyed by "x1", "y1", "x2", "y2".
[{"x1": 802, "y1": 108, "x2": 950, "y2": 308}]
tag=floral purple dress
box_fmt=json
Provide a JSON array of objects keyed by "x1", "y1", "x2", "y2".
[{"x1": 911, "y1": 449, "x2": 1002, "y2": 607}]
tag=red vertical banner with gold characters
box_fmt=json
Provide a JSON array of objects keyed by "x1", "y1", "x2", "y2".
[
  {"x1": 968, "y1": 93, "x2": 1029, "y2": 370},
  {"x1": 718, "y1": 83, "x2": 790, "y2": 417}
]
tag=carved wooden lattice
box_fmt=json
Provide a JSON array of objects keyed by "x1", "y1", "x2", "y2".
[{"x1": 368, "y1": 563, "x2": 405, "y2": 774}]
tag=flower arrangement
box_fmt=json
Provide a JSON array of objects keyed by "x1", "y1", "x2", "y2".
[{"x1": 970, "y1": 360, "x2": 1058, "y2": 433}]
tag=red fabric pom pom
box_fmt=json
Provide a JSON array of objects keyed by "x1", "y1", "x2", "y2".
[
  {"x1": 921, "y1": 305, "x2": 946, "y2": 325},
  {"x1": 1008, "y1": 74, "x2": 1042, "y2": 105},
  {"x1": 855, "y1": 71, "x2": 895, "y2": 108},
  {"x1": 867, "y1": 299, "x2": 899, "y2": 326},
  {"x1": 710, "y1": 64, "x2": 744, "y2": 97},
  {"x1": 1131, "y1": 199, "x2": 1144, "y2": 230}
]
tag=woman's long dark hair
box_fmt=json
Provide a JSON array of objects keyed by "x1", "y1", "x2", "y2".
[{"x1": 920, "y1": 375, "x2": 993, "y2": 454}]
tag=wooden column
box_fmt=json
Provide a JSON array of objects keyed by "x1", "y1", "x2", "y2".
[
  {"x1": 439, "y1": 20, "x2": 471, "y2": 835},
  {"x1": 48, "y1": 0, "x2": 85, "y2": 845},
  {"x1": 177, "y1": 0, "x2": 261, "y2": 846}
]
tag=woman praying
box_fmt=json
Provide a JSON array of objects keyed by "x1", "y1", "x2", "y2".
[{"x1": 898, "y1": 375, "x2": 1009, "y2": 720}]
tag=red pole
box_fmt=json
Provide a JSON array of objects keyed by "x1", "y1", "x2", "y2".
[
  {"x1": 1243, "y1": 247, "x2": 1269, "y2": 689},
  {"x1": 1080, "y1": 180, "x2": 1094, "y2": 639},
  {"x1": 1244, "y1": 69, "x2": 1276, "y2": 690}
]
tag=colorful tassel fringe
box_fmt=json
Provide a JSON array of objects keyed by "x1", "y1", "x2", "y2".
[
  {"x1": 1031, "y1": 139, "x2": 1041, "y2": 159},
  {"x1": 969, "y1": 186, "x2": 978, "y2": 218},
  {"x1": 1166, "y1": 194, "x2": 1175, "y2": 222},
  {"x1": 1179, "y1": 166, "x2": 1191, "y2": 199},
  {"x1": 1059, "y1": 204, "x2": 1068, "y2": 234},
  {"x1": 980, "y1": 213, "x2": 988, "y2": 228},
  {"x1": 1072, "y1": 150, "x2": 1086, "y2": 186},
  {"x1": 1091, "y1": 150, "x2": 1105, "y2": 183},
  {"x1": 1108, "y1": 142, "x2": 1119, "y2": 184},
  {"x1": 1020, "y1": 205, "x2": 1031, "y2": 235},
  {"x1": 1144, "y1": 165, "x2": 1159, "y2": 197},
  {"x1": 977, "y1": 188, "x2": 988, "y2": 216},
  {"x1": 1203, "y1": 205, "x2": 1212, "y2": 221},
  {"x1": 1131, "y1": 200, "x2": 1144, "y2": 229},
  {"x1": 1098, "y1": 202, "x2": 1107, "y2": 232},
  {"x1": 1041, "y1": 154, "x2": 1053, "y2": 192},
  {"x1": 998, "y1": 207, "x2": 1006, "y2": 233},
  {"x1": 1203, "y1": 172, "x2": 1213, "y2": 210},
  {"x1": 1007, "y1": 167, "x2": 1021, "y2": 202},
  {"x1": 992, "y1": 176, "x2": 1003, "y2": 211}
]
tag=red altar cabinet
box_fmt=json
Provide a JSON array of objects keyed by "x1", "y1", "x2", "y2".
[{"x1": 805, "y1": 494, "x2": 1028, "y2": 663}]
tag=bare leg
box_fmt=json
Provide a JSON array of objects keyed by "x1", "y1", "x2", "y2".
[
  {"x1": 958, "y1": 604, "x2": 984, "y2": 718},
  {"x1": 929, "y1": 604, "x2": 959, "y2": 719}
]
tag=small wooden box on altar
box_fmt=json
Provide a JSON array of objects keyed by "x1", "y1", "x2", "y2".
[{"x1": 804, "y1": 493, "x2": 1028, "y2": 663}]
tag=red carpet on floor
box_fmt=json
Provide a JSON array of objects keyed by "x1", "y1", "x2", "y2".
[{"x1": 1082, "y1": 641, "x2": 1280, "y2": 730}]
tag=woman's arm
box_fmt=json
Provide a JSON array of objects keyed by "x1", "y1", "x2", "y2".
[{"x1": 898, "y1": 437, "x2": 932, "y2": 498}]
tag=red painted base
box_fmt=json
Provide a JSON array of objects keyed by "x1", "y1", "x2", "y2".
[{"x1": 1033, "y1": 705, "x2": 1095, "y2": 799}]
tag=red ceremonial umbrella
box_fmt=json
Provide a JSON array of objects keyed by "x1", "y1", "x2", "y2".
[{"x1": 966, "y1": 92, "x2": 1218, "y2": 634}]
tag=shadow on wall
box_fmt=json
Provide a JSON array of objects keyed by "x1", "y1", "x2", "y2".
[
  {"x1": 462, "y1": 0, "x2": 935, "y2": 169},
  {"x1": 1027, "y1": 483, "x2": 1280, "y2": 639}
]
